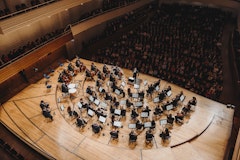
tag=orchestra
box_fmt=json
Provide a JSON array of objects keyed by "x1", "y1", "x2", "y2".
[{"x1": 55, "y1": 59, "x2": 199, "y2": 147}]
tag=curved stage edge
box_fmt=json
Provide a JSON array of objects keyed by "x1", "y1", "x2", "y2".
[{"x1": 0, "y1": 59, "x2": 234, "y2": 160}]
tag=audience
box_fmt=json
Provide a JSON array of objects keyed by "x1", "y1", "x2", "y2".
[{"x1": 90, "y1": 3, "x2": 231, "y2": 102}]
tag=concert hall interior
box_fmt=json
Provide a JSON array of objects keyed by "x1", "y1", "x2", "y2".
[{"x1": 0, "y1": 0, "x2": 240, "y2": 160}]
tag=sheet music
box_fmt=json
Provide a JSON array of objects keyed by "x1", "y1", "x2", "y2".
[
  {"x1": 167, "y1": 90, "x2": 172, "y2": 97},
  {"x1": 180, "y1": 95, "x2": 185, "y2": 102},
  {"x1": 166, "y1": 104, "x2": 173, "y2": 110},
  {"x1": 113, "y1": 121, "x2": 122, "y2": 127},
  {"x1": 160, "y1": 119, "x2": 167, "y2": 125},
  {"x1": 115, "y1": 89, "x2": 120, "y2": 95},
  {"x1": 141, "y1": 112, "x2": 149, "y2": 118},
  {"x1": 77, "y1": 102, "x2": 82, "y2": 109},
  {"x1": 134, "y1": 101, "x2": 143, "y2": 107},
  {"x1": 144, "y1": 122, "x2": 151, "y2": 128},
  {"x1": 128, "y1": 124, "x2": 136, "y2": 129},
  {"x1": 114, "y1": 109, "x2": 121, "y2": 115},
  {"x1": 99, "y1": 116, "x2": 106, "y2": 123},
  {"x1": 153, "y1": 97, "x2": 160, "y2": 103},
  {"x1": 94, "y1": 99, "x2": 100, "y2": 106},
  {"x1": 88, "y1": 109, "x2": 94, "y2": 116},
  {"x1": 132, "y1": 93, "x2": 139, "y2": 98}
]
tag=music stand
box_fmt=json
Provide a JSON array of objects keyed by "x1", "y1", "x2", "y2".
[
  {"x1": 160, "y1": 119, "x2": 167, "y2": 125},
  {"x1": 114, "y1": 109, "x2": 121, "y2": 115},
  {"x1": 134, "y1": 84, "x2": 140, "y2": 89},
  {"x1": 113, "y1": 121, "x2": 122, "y2": 128},
  {"x1": 94, "y1": 99, "x2": 100, "y2": 106},
  {"x1": 144, "y1": 122, "x2": 152, "y2": 128},
  {"x1": 132, "y1": 93, "x2": 139, "y2": 98},
  {"x1": 120, "y1": 100, "x2": 126, "y2": 106},
  {"x1": 128, "y1": 124, "x2": 136, "y2": 129},
  {"x1": 180, "y1": 95, "x2": 185, "y2": 102},
  {"x1": 77, "y1": 102, "x2": 82, "y2": 109},
  {"x1": 100, "y1": 102, "x2": 107, "y2": 109},
  {"x1": 99, "y1": 116, "x2": 107, "y2": 123},
  {"x1": 167, "y1": 90, "x2": 172, "y2": 97},
  {"x1": 141, "y1": 112, "x2": 149, "y2": 118},
  {"x1": 153, "y1": 97, "x2": 160, "y2": 103},
  {"x1": 134, "y1": 101, "x2": 143, "y2": 107},
  {"x1": 89, "y1": 96, "x2": 94, "y2": 102},
  {"x1": 166, "y1": 104, "x2": 173, "y2": 111},
  {"x1": 88, "y1": 109, "x2": 95, "y2": 117},
  {"x1": 115, "y1": 89, "x2": 120, "y2": 95}
]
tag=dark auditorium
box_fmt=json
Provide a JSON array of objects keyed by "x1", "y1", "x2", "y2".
[{"x1": 0, "y1": 0, "x2": 240, "y2": 160}]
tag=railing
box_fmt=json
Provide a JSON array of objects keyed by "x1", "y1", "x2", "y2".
[
  {"x1": 0, "y1": 29, "x2": 70, "y2": 70},
  {"x1": 0, "y1": 0, "x2": 141, "y2": 70},
  {"x1": 0, "y1": 0, "x2": 58, "y2": 21}
]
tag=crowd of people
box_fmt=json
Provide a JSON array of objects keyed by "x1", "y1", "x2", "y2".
[
  {"x1": 0, "y1": 0, "x2": 141, "y2": 68},
  {"x1": 90, "y1": 3, "x2": 232, "y2": 102},
  {"x1": 0, "y1": 28, "x2": 64, "y2": 67},
  {"x1": 233, "y1": 29, "x2": 240, "y2": 80},
  {"x1": 0, "y1": 0, "x2": 58, "y2": 19}
]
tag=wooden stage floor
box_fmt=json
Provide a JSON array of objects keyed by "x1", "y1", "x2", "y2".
[{"x1": 0, "y1": 59, "x2": 234, "y2": 160}]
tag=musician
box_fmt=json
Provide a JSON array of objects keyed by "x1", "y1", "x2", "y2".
[
  {"x1": 151, "y1": 120, "x2": 156, "y2": 129},
  {"x1": 142, "y1": 106, "x2": 151, "y2": 116},
  {"x1": 91, "y1": 62, "x2": 97, "y2": 72},
  {"x1": 158, "y1": 91, "x2": 166, "y2": 101},
  {"x1": 68, "y1": 63, "x2": 74, "y2": 72},
  {"x1": 167, "y1": 114, "x2": 174, "y2": 125},
  {"x1": 61, "y1": 83, "x2": 69, "y2": 93},
  {"x1": 126, "y1": 99, "x2": 133, "y2": 109},
  {"x1": 131, "y1": 109, "x2": 139, "y2": 119},
  {"x1": 159, "y1": 128, "x2": 171, "y2": 141},
  {"x1": 133, "y1": 67, "x2": 138, "y2": 81},
  {"x1": 92, "y1": 123, "x2": 103, "y2": 134},
  {"x1": 75, "y1": 58, "x2": 81, "y2": 67},
  {"x1": 153, "y1": 105, "x2": 163, "y2": 116},
  {"x1": 175, "y1": 112, "x2": 184, "y2": 124},
  {"x1": 145, "y1": 129, "x2": 154, "y2": 142},
  {"x1": 103, "y1": 64, "x2": 109, "y2": 76},
  {"x1": 110, "y1": 129, "x2": 119, "y2": 139},
  {"x1": 136, "y1": 120, "x2": 143, "y2": 130},
  {"x1": 40, "y1": 100, "x2": 49, "y2": 110},
  {"x1": 188, "y1": 97, "x2": 197, "y2": 106},
  {"x1": 42, "y1": 106, "x2": 53, "y2": 120},
  {"x1": 86, "y1": 86, "x2": 93, "y2": 95},
  {"x1": 129, "y1": 130, "x2": 138, "y2": 142},
  {"x1": 76, "y1": 116, "x2": 87, "y2": 128},
  {"x1": 181, "y1": 104, "x2": 192, "y2": 115}
]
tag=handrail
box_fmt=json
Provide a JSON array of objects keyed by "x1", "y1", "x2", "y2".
[
  {"x1": 0, "y1": 0, "x2": 58, "y2": 21},
  {"x1": 0, "y1": 29, "x2": 71, "y2": 70},
  {"x1": 0, "y1": 0, "x2": 141, "y2": 69}
]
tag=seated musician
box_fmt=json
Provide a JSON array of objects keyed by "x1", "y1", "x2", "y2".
[
  {"x1": 167, "y1": 114, "x2": 174, "y2": 125},
  {"x1": 92, "y1": 123, "x2": 103, "y2": 134},
  {"x1": 136, "y1": 120, "x2": 143, "y2": 131},
  {"x1": 76, "y1": 116, "x2": 87, "y2": 128},
  {"x1": 110, "y1": 129, "x2": 119, "y2": 139},
  {"x1": 61, "y1": 83, "x2": 69, "y2": 93},
  {"x1": 75, "y1": 58, "x2": 81, "y2": 67},
  {"x1": 42, "y1": 107, "x2": 53, "y2": 120},
  {"x1": 175, "y1": 112, "x2": 184, "y2": 124},
  {"x1": 133, "y1": 67, "x2": 138, "y2": 81},
  {"x1": 139, "y1": 90, "x2": 145, "y2": 101},
  {"x1": 181, "y1": 104, "x2": 192, "y2": 115},
  {"x1": 91, "y1": 62, "x2": 97, "y2": 72},
  {"x1": 131, "y1": 109, "x2": 139, "y2": 119},
  {"x1": 68, "y1": 63, "x2": 74, "y2": 72},
  {"x1": 127, "y1": 88, "x2": 132, "y2": 97},
  {"x1": 153, "y1": 105, "x2": 163, "y2": 116},
  {"x1": 103, "y1": 64, "x2": 109, "y2": 76},
  {"x1": 151, "y1": 120, "x2": 156, "y2": 129},
  {"x1": 104, "y1": 92, "x2": 112, "y2": 101},
  {"x1": 85, "y1": 69, "x2": 94, "y2": 80},
  {"x1": 163, "y1": 86, "x2": 171, "y2": 95},
  {"x1": 142, "y1": 106, "x2": 151, "y2": 116},
  {"x1": 109, "y1": 73, "x2": 115, "y2": 83},
  {"x1": 126, "y1": 99, "x2": 133, "y2": 109},
  {"x1": 40, "y1": 100, "x2": 49, "y2": 110},
  {"x1": 86, "y1": 86, "x2": 93, "y2": 95},
  {"x1": 158, "y1": 91, "x2": 166, "y2": 101},
  {"x1": 129, "y1": 130, "x2": 138, "y2": 142},
  {"x1": 145, "y1": 129, "x2": 154, "y2": 142},
  {"x1": 153, "y1": 79, "x2": 161, "y2": 88},
  {"x1": 159, "y1": 128, "x2": 171, "y2": 141},
  {"x1": 188, "y1": 97, "x2": 197, "y2": 106}
]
